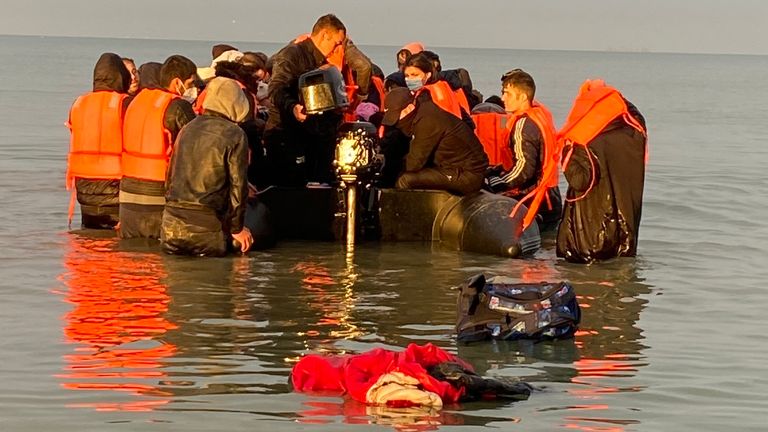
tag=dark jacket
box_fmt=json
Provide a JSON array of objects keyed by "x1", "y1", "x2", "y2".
[
  {"x1": 398, "y1": 97, "x2": 488, "y2": 177},
  {"x1": 556, "y1": 118, "x2": 647, "y2": 263},
  {"x1": 486, "y1": 115, "x2": 543, "y2": 195},
  {"x1": 164, "y1": 112, "x2": 249, "y2": 235},
  {"x1": 266, "y1": 38, "x2": 372, "y2": 132},
  {"x1": 74, "y1": 53, "x2": 131, "y2": 224}
]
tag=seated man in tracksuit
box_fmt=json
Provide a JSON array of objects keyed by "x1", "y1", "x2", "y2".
[
  {"x1": 381, "y1": 87, "x2": 488, "y2": 195},
  {"x1": 160, "y1": 77, "x2": 253, "y2": 256}
]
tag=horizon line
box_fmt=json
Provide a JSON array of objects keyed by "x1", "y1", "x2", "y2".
[{"x1": 2, "y1": 32, "x2": 767, "y2": 58}]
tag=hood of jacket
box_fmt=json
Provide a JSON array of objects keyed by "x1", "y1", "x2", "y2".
[
  {"x1": 202, "y1": 77, "x2": 249, "y2": 123},
  {"x1": 92, "y1": 52, "x2": 130, "y2": 92}
]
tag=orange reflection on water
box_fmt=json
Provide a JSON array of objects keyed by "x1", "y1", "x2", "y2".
[
  {"x1": 294, "y1": 261, "x2": 363, "y2": 342},
  {"x1": 56, "y1": 235, "x2": 177, "y2": 411}
]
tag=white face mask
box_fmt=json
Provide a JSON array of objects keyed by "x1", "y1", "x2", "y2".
[{"x1": 182, "y1": 86, "x2": 198, "y2": 103}]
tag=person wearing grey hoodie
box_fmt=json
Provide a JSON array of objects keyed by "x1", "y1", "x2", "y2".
[{"x1": 161, "y1": 77, "x2": 253, "y2": 256}]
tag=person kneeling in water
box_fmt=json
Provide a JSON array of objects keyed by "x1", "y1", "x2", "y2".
[
  {"x1": 382, "y1": 87, "x2": 488, "y2": 195},
  {"x1": 161, "y1": 77, "x2": 253, "y2": 256}
]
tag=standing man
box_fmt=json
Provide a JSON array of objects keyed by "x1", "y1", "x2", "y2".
[
  {"x1": 484, "y1": 69, "x2": 562, "y2": 230},
  {"x1": 66, "y1": 52, "x2": 131, "y2": 229},
  {"x1": 161, "y1": 77, "x2": 253, "y2": 256},
  {"x1": 119, "y1": 55, "x2": 197, "y2": 239},
  {"x1": 263, "y1": 14, "x2": 372, "y2": 187},
  {"x1": 556, "y1": 79, "x2": 647, "y2": 263}
]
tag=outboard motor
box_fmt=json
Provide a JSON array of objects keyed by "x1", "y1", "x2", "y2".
[
  {"x1": 333, "y1": 121, "x2": 381, "y2": 248},
  {"x1": 299, "y1": 65, "x2": 349, "y2": 115}
]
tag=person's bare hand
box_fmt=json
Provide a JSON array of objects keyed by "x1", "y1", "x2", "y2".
[
  {"x1": 232, "y1": 228, "x2": 253, "y2": 253},
  {"x1": 293, "y1": 104, "x2": 307, "y2": 122}
]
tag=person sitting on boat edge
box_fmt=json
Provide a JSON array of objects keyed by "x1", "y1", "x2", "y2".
[
  {"x1": 403, "y1": 53, "x2": 474, "y2": 130},
  {"x1": 420, "y1": 50, "x2": 480, "y2": 111},
  {"x1": 65, "y1": 52, "x2": 132, "y2": 229},
  {"x1": 483, "y1": 69, "x2": 562, "y2": 230},
  {"x1": 381, "y1": 87, "x2": 488, "y2": 195},
  {"x1": 118, "y1": 55, "x2": 197, "y2": 240},
  {"x1": 556, "y1": 79, "x2": 647, "y2": 263},
  {"x1": 161, "y1": 77, "x2": 253, "y2": 256}
]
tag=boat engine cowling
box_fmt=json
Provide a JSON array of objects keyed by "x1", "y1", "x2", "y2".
[
  {"x1": 334, "y1": 121, "x2": 380, "y2": 177},
  {"x1": 299, "y1": 65, "x2": 349, "y2": 115}
]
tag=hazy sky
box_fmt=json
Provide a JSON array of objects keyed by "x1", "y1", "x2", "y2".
[{"x1": 4, "y1": 0, "x2": 768, "y2": 55}]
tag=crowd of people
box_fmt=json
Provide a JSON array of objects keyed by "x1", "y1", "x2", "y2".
[{"x1": 66, "y1": 13, "x2": 647, "y2": 263}]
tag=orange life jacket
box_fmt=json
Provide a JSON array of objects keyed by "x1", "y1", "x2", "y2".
[
  {"x1": 371, "y1": 76, "x2": 386, "y2": 111},
  {"x1": 122, "y1": 89, "x2": 178, "y2": 182},
  {"x1": 558, "y1": 79, "x2": 646, "y2": 148},
  {"x1": 505, "y1": 102, "x2": 561, "y2": 230},
  {"x1": 66, "y1": 91, "x2": 126, "y2": 185},
  {"x1": 294, "y1": 34, "x2": 358, "y2": 121},
  {"x1": 418, "y1": 81, "x2": 463, "y2": 119},
  {"x1": 471, "y1": 112, "x2": 512, "y2": 170},
  {"x1": 455, "y1": 88, "x2": 471, "y2": 114}
]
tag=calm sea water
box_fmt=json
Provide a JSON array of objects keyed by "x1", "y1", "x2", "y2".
[{"x1": 1, "y1": 35, "x2": 767, "y2": 431}]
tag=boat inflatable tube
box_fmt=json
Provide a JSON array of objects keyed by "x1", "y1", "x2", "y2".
[{"x1": 379, "y1": 189, "x2": 540, "y2": 258}]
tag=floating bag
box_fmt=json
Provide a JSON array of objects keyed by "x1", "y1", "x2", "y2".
[{"x1": 456, "y1": 274, "x2": 580, "y2": 342}]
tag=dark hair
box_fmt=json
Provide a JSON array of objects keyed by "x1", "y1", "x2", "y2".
[
  {"x1": 501, "y1": 69, "x2": 536, "y2": 102},
  {"x1": 420, "y1": 50, "x2": 441, "y2": 73},
  {"x1": 215, "y1": 61, "x2": 259, "y2": 95},
  {"x1": 121, "y1": 57, "x2": 135, "y2": 64},
  {"x1": 160, "y1": 55, "x2": 197, "y2": 88},
  {"x1": 138, "y1": 62, "x2": 163, "y2": 90},
  {"x1": 404, "y1": 53, "x2": 437, "y2": 84},
  {"x1": 240, "y1": 52, "x2": 266, "y2": 71},
  {"x1": 311, "y1": 14, "x2": 346, "y2": 35}
]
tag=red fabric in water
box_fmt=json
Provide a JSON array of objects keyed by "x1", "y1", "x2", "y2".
[{"x1": 291, "y1": 343, "x2": 470, "y2": 404}]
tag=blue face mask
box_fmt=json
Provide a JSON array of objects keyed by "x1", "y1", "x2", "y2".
[{"x1": 405, "y1": 78, "x2": 423, "y2": 91}]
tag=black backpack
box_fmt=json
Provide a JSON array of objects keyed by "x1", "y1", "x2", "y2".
[{"x1": 456, "y1": 274, "x2": 581, "y2": 342}]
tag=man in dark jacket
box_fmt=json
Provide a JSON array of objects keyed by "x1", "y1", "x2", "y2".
[
  {"x1": 161, "y1": 77, "x2": 253, "y2": 256},
  {"x1": 66, "y1": 52, "x2": 132, "y2": 229},
  {"x1": 119, "y1": 55, "x2": 197, "y2": 240},
  {"x1": 263, "y1": 14, "x2": 372, "y2": 187},
  {"x1": 382, "y1": 88, "x2": 488, "y2": 195},
  {"x1": 556, "y1": 82, "x2": 647, "y2": 263}
]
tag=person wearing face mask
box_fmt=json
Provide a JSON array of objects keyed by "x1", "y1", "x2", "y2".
[
  {"x1": 263, "y1": 14, "x2": 373, "y2": 187},
  {"x1": 381, "y1": 87, "x2": 488, "y2": 195},
  {"x1": 403, "y1": 53, "x2": 474, "y2": 130},
  {"x1": 119, "y1": 55, "x2": 197, "y2": 239},
  {"x1": 161, "y1": 77, "x2": 254, "y2": 256}
]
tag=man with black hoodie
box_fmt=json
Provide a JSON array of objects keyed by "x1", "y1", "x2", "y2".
[
  {"x1": 65, "y1": 52, "x2": 131, "y2": 229},
  {"x1": 161, "y1": 77, "x2": 252, "y2": 256},
  {"x1": 382, "y1": 87, "x2": 488, "y2": 195}
]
